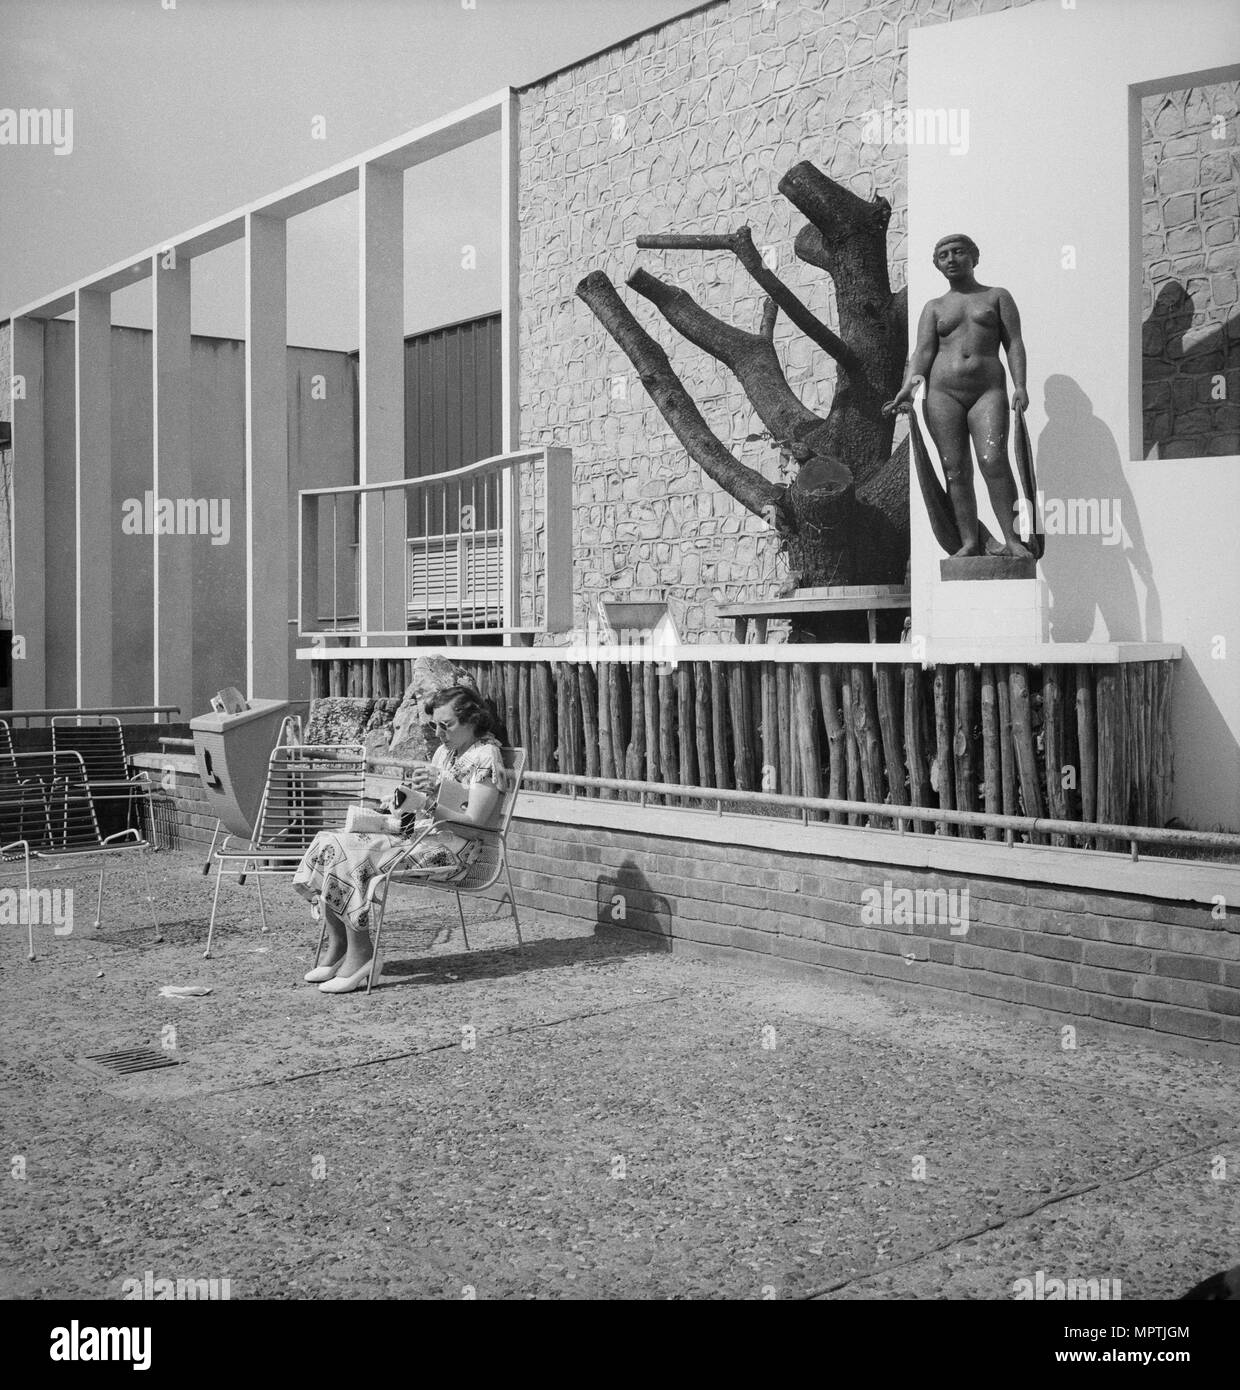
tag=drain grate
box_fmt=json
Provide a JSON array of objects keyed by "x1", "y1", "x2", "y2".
[{"x1": 81, "y1": 1048, "x2": 181, "y2": 1075}]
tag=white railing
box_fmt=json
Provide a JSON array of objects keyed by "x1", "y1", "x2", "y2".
[{"x1": 298, "y1": 446, "x2": 572, "y2": 641}]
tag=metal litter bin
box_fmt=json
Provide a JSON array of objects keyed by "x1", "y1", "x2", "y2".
[{"x1": 190, "y1": 698, "x2": 301, "y2": 839}]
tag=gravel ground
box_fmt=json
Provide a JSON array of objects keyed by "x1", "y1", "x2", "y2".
[{"x1": 2, "y1": 849, "x2": 1237, "y2": 1301}]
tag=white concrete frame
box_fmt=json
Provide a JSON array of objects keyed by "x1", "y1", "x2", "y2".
[{"x1": 8, "y1": 87, "x2": 519, "y2": 710}]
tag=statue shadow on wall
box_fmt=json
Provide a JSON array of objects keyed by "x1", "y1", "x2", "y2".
[
  {"x1": 1143, "y1": 280, "x2": 1239, "y2": 460},
  {"x1": 1035, "y1": 376, "x2": 1161, "y2": 644}
]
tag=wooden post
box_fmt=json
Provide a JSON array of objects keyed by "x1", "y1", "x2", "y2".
[
  {"x1": 659, "y1": 669, "x2": 678, "y2": 797},
  {"x1": 503, "y1": 663, "x2": 519, "y2": 748},
  {"x1": 792, "y1": 663, "x2": 823, "y2": 816},
  {"x1": 580, "y1": 662, "x2": 600, "y2": 794},
  {"x1": 875, "y1": 663, "x2": 906, "y2": 809},
  {"x1": 980, "y1": 666, "x2": 1001, "y2": 840},
  {"x1": 840, "y1": 674, "x2": 862, "y2": 824},
  {"x1": 819, "y1": 665, "x2": 845, "y2": 823},
  {"x1": 933, "y1": 665, "x2": 954, "y2": 834},
  {"x1": 1075, "y1": 663, "x2": 1097, "y2": 843},
  {"x1": 533, "y1": 662, "x2": 554, "y2": 774},
  {"x1": 597, "y1": 663, "x2": 615, "y2": 797},
  {"x1": 694, "y1": 662, "x2": 713, "y2": 790},
  {"x1": 775, "y1": 662, "x2": 792, "y2": 803},
  {"x1": 1043, "y1": 665, "x2": 1069, "y2": 845},
  {"x1": 850, "y1": 664, "x2": 885, "y2": 824},
  {"x1": 749, "y1": 662, "x2": 764, "y2": 794},
  {"x1": 643, "y1": 662, "x2": 660, "y2": 797},
  {"x1": 1009, "y1": 664, "x2": 1046, "y2": 843},
  {"x1": 729, "y1": 662, "x2": 755, "y2": 792},
  {"x1": 760, "y1": 662, "x2": 777, "y2": 794},
  {"x1": 1153, "y1": 661, "x2": 1174, "y2": 829},
  {"x1": 1094, "y1": 666, "x2": 1124, "y2": 852},
  {"x1": 953, "y1": 665, "x2": 978, "y2": 838},
  {"x1": 711, "y1": 662, "x2": 731, "y2": 792},
  {"x1": 609, "y1": 663, "x2": 629, "y2": 796},
  {"x1": 676, "y1": 663, "x2": 697, "y2": 793},
  {"x1": 626, "y1": 662, "x2": 646, "y2": 798},
  {"x1": 518, "y1": 661, "x2": 532, "y2": 765},
  {"x1": 311, "y1": 662, "x2": 327, "y2": 700},
  {"x1": 996, "y1": 664, "x2": 1017, "y2": 822},
  {"x1": 904, "y1": 665, "x2": 932, "y2": 833}
]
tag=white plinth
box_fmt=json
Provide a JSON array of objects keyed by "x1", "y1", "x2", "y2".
[{"x1": 930, "y1": 578, "x2": 1049, "y2": 643}]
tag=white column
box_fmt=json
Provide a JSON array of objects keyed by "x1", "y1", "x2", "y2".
[
  {"x1": 245, "y1": 212, "x2": 290, "y2": 697},
  {"x1": 358, "y1": 161, "x2": 406, "y2": 640},
  {"x1": 75, "y1": 288, "x2": 113, "y2": 707},
  {"x1": 11, "y1": 316, "x2": 47, "y2": 709},
  {"x1": 500, "y1": 89, "x2": 522, "y2": 637},
  {"x1": 152, "y1": 251, "x2": 193, "y2": 715}
]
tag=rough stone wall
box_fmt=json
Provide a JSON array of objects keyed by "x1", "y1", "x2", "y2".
[
  {"x1": 1141, "y1": 82, "x2": 1240, "y2": 460},
  {"x1": 518, "y1": 0, "x2": 1034, "y2": 642}
]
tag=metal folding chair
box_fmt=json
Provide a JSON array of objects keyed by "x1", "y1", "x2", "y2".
[
  {"x1": 0, "y1": 749, "x2": 160, "y2": 960},
  {"x1": 199, "y1": 712, "x2": 304, "y2": 874},
  {"x1": 320, "y1": 747, "x2": 525, "y2": 994},
  {"x1": 204, "y1": 742, "x2": 367, "y2": 957},
  {"x1": 51, "y1": 716, "x2": 156, "y2": 847}
]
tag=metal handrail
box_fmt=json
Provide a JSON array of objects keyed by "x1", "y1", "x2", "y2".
[
  {"x1": 4, "y1": 705, "x2": 182, "y2": 727},
  {"x1": 518, "y1": 771, "x2": 1240, "y2": 861},
  {"x1": 299, "y1": 448, "x2": 544, "y2": 499}
]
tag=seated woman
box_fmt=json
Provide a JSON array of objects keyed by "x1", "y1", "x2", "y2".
[{"x1": 292, "y1": 685, "x2": 507, "y2": 995}]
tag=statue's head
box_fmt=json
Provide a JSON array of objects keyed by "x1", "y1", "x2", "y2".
[{"x1": 933, "y1": 234, "x2": 979, "y2": 274}]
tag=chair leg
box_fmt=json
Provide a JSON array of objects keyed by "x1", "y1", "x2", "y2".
[
  {"x1": 25, "y1": 861, "x2": 35, "y2": 962},
  {"x1": 504, "y1": 858, "x2": 522, "y2": 946},
  {"x1": 202, "y1": 819, "x2": 222, "y2": 875},
  {"x1": 95, "y1": 866, "x2": 106, "y2": 929},
  {"x1": 456, "y1": 891, "x2": 470, "y2": 952},
  {"x1": 139, "y1": 849, "x2": 162, "y2": 942},
  {"x1": 312, "y1": 901, "x2": 328, "y2": 969},
  {"x1": 366, "y1": 882, "x2": 388, "y2": 997},
  {"x1": 205, "y1": 859, "x2": 227, "y2": 958},
  {"x1": 255, "y1": 873, "x2": 269, "y2": 933}
]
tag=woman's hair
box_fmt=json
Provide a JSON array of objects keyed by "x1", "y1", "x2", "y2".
[{"x1": 422, "y1": 684, "x2": 509, "y2": 744}]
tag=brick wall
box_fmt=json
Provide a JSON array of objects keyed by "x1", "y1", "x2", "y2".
[
  {"x1": 505, "y1": 815, "x2": 1240, "y2": 1055},
  {"x1": 518, "y1": 0, "x2": 1035, "y2": 640},
  {"x1": 132, "y1": 754, "x2": 219, "y2": 852},
  {"x1": 1141, "y1": 81, "x2": 1240, "y2": 459}
]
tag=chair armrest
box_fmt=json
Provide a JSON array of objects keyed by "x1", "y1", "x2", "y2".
[{"x1": 102, "y1": 828, "x2": 144, "y2": 846}]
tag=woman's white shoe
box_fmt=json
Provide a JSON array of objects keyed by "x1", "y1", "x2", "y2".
[{"x1": 318, "y1": 951, "x2": 382, "y2": 994}]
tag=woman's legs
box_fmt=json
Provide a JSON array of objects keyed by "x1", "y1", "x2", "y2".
[
  {"x1": 318, "y1": 902, "x2": 348, "y2": 969},
  {"x1": 331, "y1": 903, "x2": 375, "y2": 976}
]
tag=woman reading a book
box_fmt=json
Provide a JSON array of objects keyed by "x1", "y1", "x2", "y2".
[{"x1": 292, "y1": 685, "x2": 507, "y2": 994}]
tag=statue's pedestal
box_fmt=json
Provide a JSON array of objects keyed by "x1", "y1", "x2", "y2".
[
  {"x1": 939, "y1": 555, "x2": 1037, "y2": 582},
  {"x1": 930, "y1": 576, "x2": 1048, "y2": 643}
]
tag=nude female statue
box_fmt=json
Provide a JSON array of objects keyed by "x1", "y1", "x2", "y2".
[{"x1": 883, "y1": 234, "x2": 1033, "y2": 560}]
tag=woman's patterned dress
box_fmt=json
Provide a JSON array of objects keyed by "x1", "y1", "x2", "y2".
[{"x1": 291, "y1": 734, "x2": 505, "y2": 936}]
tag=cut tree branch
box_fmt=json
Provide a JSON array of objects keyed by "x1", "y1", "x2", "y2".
[
  {"x1": 575, "y1": 271, "x2": 783, "y2": 520},
  {"x1": 759, "y1": 297, "x2": 778, "y2": 341},
  {"x1": 626, "y1": 267, "x2": 819, "y2": 444},
  {"x1": 637, "y1": 228, "x2": 863, "y2": 376}
]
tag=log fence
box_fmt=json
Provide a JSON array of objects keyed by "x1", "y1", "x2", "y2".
[{"x1": 310, "y1": 654, "x2": 1176, "y2": 847}]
